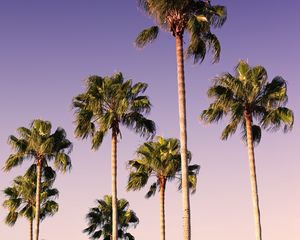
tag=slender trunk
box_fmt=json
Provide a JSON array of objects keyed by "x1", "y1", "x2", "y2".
[
  {"x1": 245, "y1": 113, "x2": 262, "y2": 240},
  {"x1": 111, "y1": 130, "x2": 118, "y2": 240},
  {"x1": 29, "y1": 219, "x2": 33, "y2": 240},
  {"x1": 34, "y1": 159, "x2": 42, "y2": 240},
  {"x1": 175, "y1": 34, "x2": 191, "y2": 240},
  {"x1": 159, "y1": 178, "x2": 166, "y2": 240}
]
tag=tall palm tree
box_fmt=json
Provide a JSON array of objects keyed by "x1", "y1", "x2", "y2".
[
  {"x1": 83, "y1": 195, "x2": 139, "y2": 240},
  {"x1": 3, "y1": 166, "x2": 59, "y2": 240},
  {"x1": 127, "y1": 136, "x2": 199, "y2": 240},
  {"x1": 134, "y1": 1, "x2": 226, "y2": 239},
  {"x1": 201, "y1": 60, "x2": 294, "y2": 240},
  {"x1": 3, "y1": 119, "x2": 73, "y2": 240},
  {"x1": 72, "y1": 73, "x2": 156, "y2": 240}
]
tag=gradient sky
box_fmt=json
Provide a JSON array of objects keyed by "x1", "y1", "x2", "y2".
[{"x1": 0, "y1": 1, "x2": 299, "y2": 240}]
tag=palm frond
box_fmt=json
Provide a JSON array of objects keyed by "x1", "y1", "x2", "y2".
[
  {"x1": 186, "y1": 33, "x2": 207, "y2": 63},
  {"x1": 5, "y1": 211, "x2": 18, "y2": 226},
  {"x1": 74, "y1": 108, "x2": 95, "y2": 139},
  {"x1": 124, "y1": 232, "x2": 135, "y2": 240},
  {"x1": 260, "y1": 76, "x2": 288, "y2": 106},
  {"x1": 206, "y1": 33, "x2": 221, "y2": 63},
  {"x1": 201, "y1": 103, "x2": 226, "y2": 123},
  {"x1": 127, "y1": 172, "x2": 149, "y2": 191},
  {"x1": 177, "y1": 163, "x2": 200, "y2": 193},
  {"x1": 135, "y1": 26, "x2": 159, "y2": 48},
  {"x1": 3, "y1": 154, "x2": 25, "y2": 172},
  {"x1": 122, "y1": 112, "x2": 156, "y2": 139},
  {"x1": 8, "y1": 135, "x2": 28, "y2": 153},
  {"x1": 54, "y1": 152, "x2": 72, "y2": 172},
  {"x1": 145, "y1": 182, "x2": 157, "y2": 198},
  {"x1": 221, "y1": 119, "x2": 239, "y2": 140},
  {"x1": 91, "y1": 130, "x2": 107, "y2": 150},
  {"x1": 40, "y1": 200, "x2": 59, "y2": 220},
  {"x1": 208, "y1": 5, "x2": 227, "y2": 28},
  {"x1": 241, "y1": 124, "x2": 262, "y2": 145},
  {"x1": 31, "y1": 119, "x2": 52, "y2": 137},
  {"x1": 261, "y1": 107, "x2": 294, "y2": 132}
]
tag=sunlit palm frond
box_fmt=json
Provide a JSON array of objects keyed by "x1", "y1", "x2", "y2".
[{"x1": 261, "y1": 107, "x2": 294, "y2": 132}]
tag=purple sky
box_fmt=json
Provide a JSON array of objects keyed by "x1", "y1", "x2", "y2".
[{"x1": 0, "y1": 1, "x2": 299, "y2": 239}]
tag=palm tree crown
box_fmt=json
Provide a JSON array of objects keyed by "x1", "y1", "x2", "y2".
[
  {"x1": 3, "y1": 166, "x2": 59, "y2": 226},
  {"x1": 83, "y1": 195, "x2": 139, "y2": 240},
  {"x1": 201, "y1": 60, "x2": 294, "y2": 142},
  {"x1": 72, "y1": 72, "x2": 156, "y2": 149},
  {"x1": 3, "y1": 119, "x2": 73, "y2": 172},
  {"x1": 127, "y1": 136, "x2": 199, "y2": 196},
  {"x1": 136, "y1": 0, "x2": 227, "y2": 63}
]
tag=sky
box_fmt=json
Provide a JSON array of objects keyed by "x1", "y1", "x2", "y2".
[{"x1": 0, "y1": 0, "x2": 299, "y2": 240}]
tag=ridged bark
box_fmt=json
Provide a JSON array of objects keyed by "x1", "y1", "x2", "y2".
[
  {"x1": 29, "y1": 219, "x2": 33, "y2": 240},
  {"x1": 245, "y1": 112, "x2": 262, "y2": 240},
  {"x1": 159, "y1": 178, "x2": 166, "y2": 240},
  {"x1": 175, "y1": 34, "x2": 191, "y2": 240},
  {"x1": 111, "y1": 130, "x2": 118, "y2": 240},
  {"x1": 34, "y1": 159, "x2": 42, "y2": 240}
]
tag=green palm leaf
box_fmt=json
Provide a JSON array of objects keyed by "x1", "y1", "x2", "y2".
[{"x1": 135, "y1": 26, "x2": 159, "y2": 48}]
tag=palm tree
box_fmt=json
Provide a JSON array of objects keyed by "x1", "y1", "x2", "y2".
[
  {"x1": 134, "y1": 1, "x2": 226, "y2": 239},
  {"x1": 3, "y1": 165, "x2": 59, "y2": 240},
  {"x1": 83, "y1": 195, "x2": 139, "y2": 240},
  {"x1": 72, "y1": 73, "x2": 156, "y2": 240},
  {"x1": 127, "y1": 136, "x2": 199, "y2": 240},
  {"x1": 201, "y1": 60, "x2": 294, "y2": 240},
  {"x1": 3, "y1": 119, "x2": 73, "y2": 240}
]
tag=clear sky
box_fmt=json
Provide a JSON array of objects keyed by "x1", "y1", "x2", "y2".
[{"x1": 0, "y1": 1, "x2": 299, "y2": 240}]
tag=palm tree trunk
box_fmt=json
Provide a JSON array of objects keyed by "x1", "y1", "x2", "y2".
[
  {"x1": 245, "y1": 113, "x2": 262, "y2": 240},
  {"x1": 159, "y1": 178, "x2": 166, "y2": 240},
  {"x1": 34, "y1": 159, "x2": 42, "y2": 240},
  {"x1": 111, "y1": 130, "x2": 118, "y2": 240},
  {"x1": 175, "y1": 34, "x2": 191, "y2": 240},
  {"x1": 29, "y1": 219, "x2": 33, "y2": 240}
]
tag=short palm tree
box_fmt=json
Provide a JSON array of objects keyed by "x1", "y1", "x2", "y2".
[
  {"x1": 3, "y1": 165, "x2": 59, "y2": 240},
  {"x1": 135, "y1": 1, "x2": 226, "y2": 238},
  {"x1": 127, "y1": 136, "x2": 199, "y2": 240},
  {"x1": 201, "y1": 60, "x2": 294, "y2": 240},
  {"x1": 3, "y1": 119, "x2": 72, "y2": 240},
  {"x1": 83, "y1": 195, "x2": 139, "y2": 240},
  {"x1": 72, "y1": 73, "x2": 156, "y2": 240}
]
